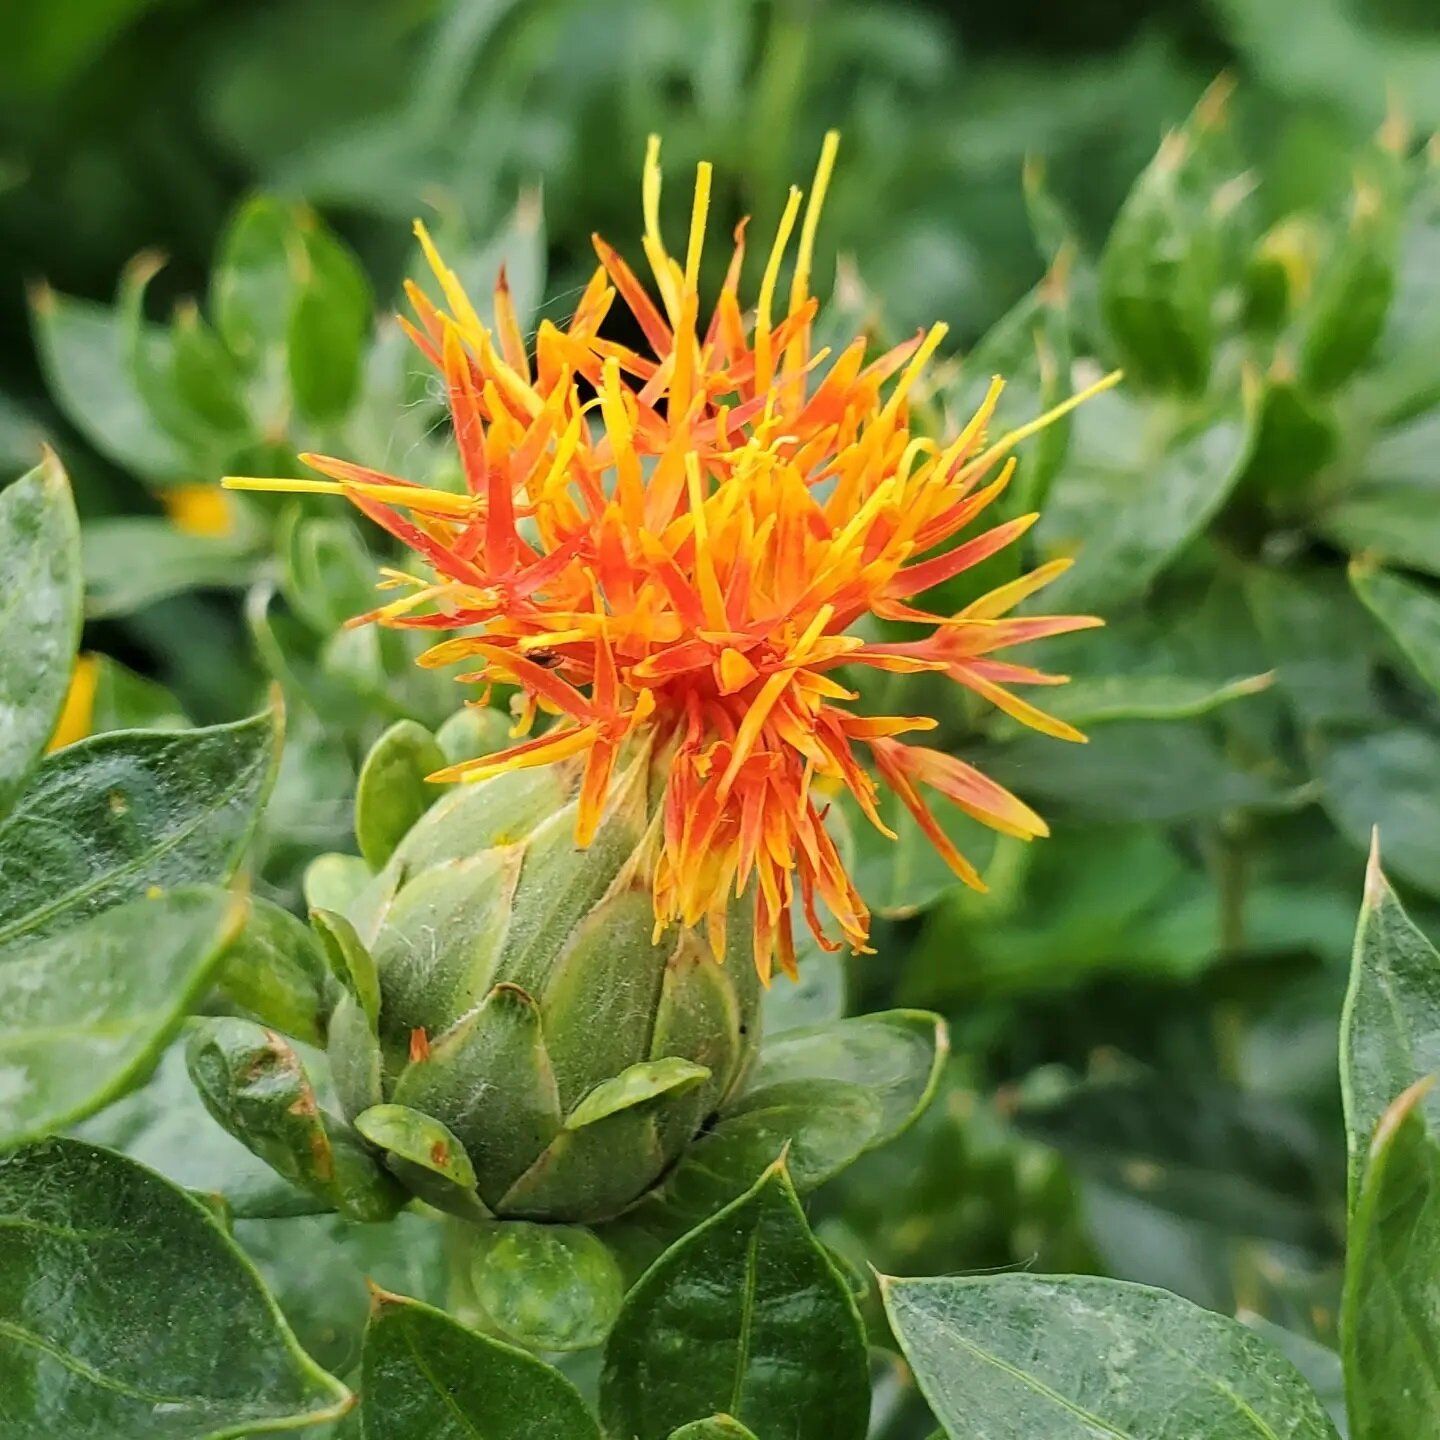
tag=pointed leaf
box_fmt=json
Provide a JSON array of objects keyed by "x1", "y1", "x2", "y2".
[
  {"x1": 392, "y1": 980, "x2": 562, "y2": 1209},
  {"x1": 0, "y1": 706, "x2": 280, "y2": 955},
  {"x1": 0, "y1": 886, "x2": 243, "y2": 1147},
  {"x1": 1341, "y1": 1078, "x2": 1440, "y2": 1440},
  {"x1": 601, "y1": 1163, "x2": 869, "y2": 1440},
  {"x1": 0, "y1": 455, "x2": 82, "y2": 814},
  {"x1": 1351, "y1": 561, "x2": 1440, "y2": 699},
  {"x1": 1097, "y1": 84, "x2": 1231, "y2": 393},
  {"x1": 0, "y1": 1137, "x2": 351, "y2": 1436},
  {"x1": 1039, "y1": 386, "x2": 1254, "y2": 612},
  {"x1": 882, "y1": 1272, "x2": 1341, "y2": 1440},
  {"x1": 1341, "y1": 837, "x2": 1440, "y2": 1209},
  {"x1": 361, "y1": 1290, "x2": 601, "y2": 1440},
  {"x1": 1300, "y1": 189, "x2": 1397, "y2": 393}
]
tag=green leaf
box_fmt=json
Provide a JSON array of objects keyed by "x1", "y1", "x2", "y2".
[
  {"x1": 1351, "y1": 561, "x2": 1440, "y2": 699},
  {"x1": 601, "y1": 1163, "x2": 869, "y2": 1440},
  {"x1": 1340, "y1": 837, "x2": 1440, "y2": 1210},
  {"x1": 279, "y1": 512, "x2": 376, "y2": 635},
  {"x1": 354, "y1": 1103, "x2": 478, "y2": 1190},
  {"x1": 1319, "y1": 413, "x2": 1440, "y2": 575},
  {"x1": 88, "y1": 654, "x2": 189, "y2": 732},
  {"x1": 1236, "y1": 376, "x2": 1338, "y2": 500},
  {"x1": 187, "y1": 1018, "x2": 403, "y2": 1222},
  {"x1": 882, "y1": 1273, "x2": 1341, "y2": 1440},
  {"x1": 748, "y1": 1011, "x2": 946, "y2": 1165},
  {"x1": 1240, "y1": 1317, "x2": 1348, "y2": 1438},
  {"x1": 991, "y1": 671, "x2": 1273, "y2": 732},
  {"x1": 287, "y1": 224, "x2": 373, "y2": 422},
  {"x1": 1017, "y1": 1073, "x2": 1331, "y2": 1248},
  {"x1": 1038, "y1": 386, "x2": 1254, "y2": 612},
  {"x1": 304, "y1": 853, "x2": 373, "y2": 917},
  {"x1": 565, "y1": 1058, "x2": 711, "y2": 1130},
  {"x1": 1341, "y1": 1077, "x2": 1440, "y2": 1440},
  {"x1": 362, "y1": 1290, "x2": 602, "y2": 1440},
  {"x1": 171, "y1": 303, "x2": 253, "y2": 439},
  {"x1": 0, "y1": 886, "x2": 243, "y2": 1148},
  {"x1": 234, "y1": 1208, "x2": 448, "y2": 1379},
  {"x1": 0, "y1": 454, "x2": 82, "y2": 814},
  {"x1": 212, "y1": 196, "x2": 299, "y2": 369},
  {"x1": 82, "y1": 518, "x2": 260, "y2": 619},
  {"x1": 1097, "y1": 83, "x2": 1231, "y2": 393},
  {"x1": 310, "y1": 908, "x2": 380, "y2": 1030},
  {"x1": 1316, "y1": 729, "x2": 1440, "y2": 899},
  {"x1": 216, "y1": 896, "x2": 330, "y2": 1046},
  {"x1": 763, "y1": 935, "x2": 846, "y2": 1034},
  {"x1": 354, "y1": 720, "x2": 447, "y2": 869},
  {"x1": 0, "y1": 706, "x2": 281, "y2": 955},
  {"x1": 979, "y1": 719, "x2": 1277, "y2": 825},
  {"x1": 1300, "y1": 187, "x2": 1397, "y2": 393},
  {"x1": 28, "y1": 284, "x2": 189, "y2": 481},
  {"x1": 471, "y1": 1221, "x2": 624, "y2": 1352},
  {"x1": 668, "y1": 1420, "x2": 760, "y2": 1439},
  {"x1": 1246, "y1": 566, "x2": 1385, "y2": 729},
  {"x1": 435, "y1": 705, "x2": 513, "y2": 766},
  {"x1": 611, "y1": 1013, "x2": 943, "y2": 1261},
  {"x1": 116, "y1": 257, "x2": 250, "y2": 465},
  {"x1": 0, "y1": 1137, "x2": 351, "y2": 1436},
  {"x1": 74, "y1": 1036, "x2": 324, "y2": 1219}
]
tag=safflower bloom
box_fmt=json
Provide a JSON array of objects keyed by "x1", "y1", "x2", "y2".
[{"x1": 227, "y1": 135, "x2": 1115, "y2": 981}]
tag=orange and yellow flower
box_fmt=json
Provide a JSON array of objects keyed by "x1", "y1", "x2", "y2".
[{"x1": 226, "y1": 135, "x2": 1115, "y2": 981}]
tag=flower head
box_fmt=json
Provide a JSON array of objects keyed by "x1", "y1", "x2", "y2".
[{"x1": 227, "y1": 135, "x2": 1114, "y2": 981}]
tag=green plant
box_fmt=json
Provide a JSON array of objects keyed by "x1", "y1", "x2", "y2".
[{"x1": 7, "y1": 52, "x2": 1440, "y2": 1438}]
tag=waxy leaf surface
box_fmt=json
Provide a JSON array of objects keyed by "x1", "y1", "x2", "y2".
[
  {"x1": 0, "y1": 455, "x2": 82, "y2": 815},
  {"x1": 0, "y1": 1137, "x2": 350, "y2": 1437},
  {"x1": 601, "y1": 1164, "x2": 869, "y2": 1440},
  {"x1": 883, "y1": 1273, "x2": 1340, "y2": 1440},
  {"x1": 0, "y1": 707, "x2": 278, "y2": 955},
  {"x1": 0, "y1": 886, "x2": 242, "y2": 1147},
  {"x1": 361, "y1": 1292, "x2": 601, "y2": 1440}
]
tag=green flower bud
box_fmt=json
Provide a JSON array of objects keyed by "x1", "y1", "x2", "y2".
[{"x1": 327, "y1": 749, "x2": 762, "y2": 1224}]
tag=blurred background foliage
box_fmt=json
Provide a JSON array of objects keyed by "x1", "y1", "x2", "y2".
[{"x1": 6, "y1": 0, "x2": 1440, "y2": 1432}]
